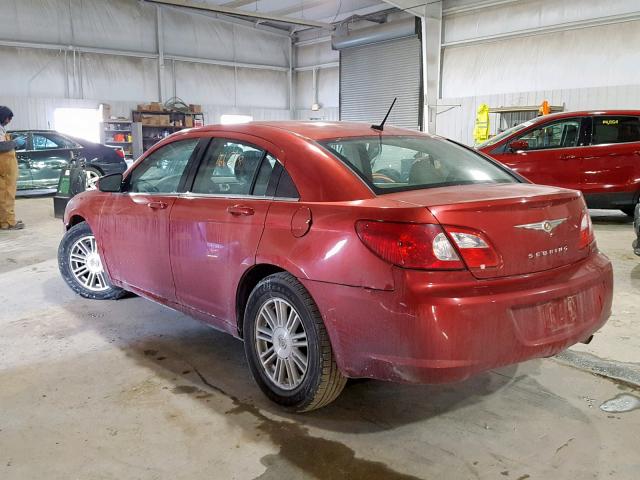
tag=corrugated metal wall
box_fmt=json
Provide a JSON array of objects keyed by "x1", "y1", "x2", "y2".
[
  {"x1": 0, "y1": 0, "x2": 292, "y2": 129},
  {"x1": 437, "y1": 0, "x2": 640, "y2": 144}
]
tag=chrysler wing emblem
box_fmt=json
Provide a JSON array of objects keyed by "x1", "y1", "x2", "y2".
[{"x1": 514, "y1": 218, "x2": 567, "y2": 233}]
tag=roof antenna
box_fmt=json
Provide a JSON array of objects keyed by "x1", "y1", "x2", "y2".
[{"x1": 371, "y1": 97, "x2": 397, "y2": 131}]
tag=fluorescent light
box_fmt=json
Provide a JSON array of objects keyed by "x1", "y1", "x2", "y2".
[
  {"x1": 220, "y1": 114, "x2": 253, "y2": 125},
  {"x1": 54, "y1": 107, "x2": 101, "y2": 143}
]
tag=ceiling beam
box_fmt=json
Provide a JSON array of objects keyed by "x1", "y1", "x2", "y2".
[
  {"x1": 146, "y1": 0, "x2": 334, "y2": 29},
  {"x1": 381, "y1": 0, "x2": 425, "y2": 17}
]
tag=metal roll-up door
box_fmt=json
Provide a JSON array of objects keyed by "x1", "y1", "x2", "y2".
[{"x1": 340, "y1": 36, "x2": 422, "y2": 130}]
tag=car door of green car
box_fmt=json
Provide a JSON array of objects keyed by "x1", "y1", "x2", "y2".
[
  {"x1": 12, "y1": 133, "x2": 33, "y2": 190},
  {"x1": 28, "y1": 132, "x2": 76, "y2": 189}
]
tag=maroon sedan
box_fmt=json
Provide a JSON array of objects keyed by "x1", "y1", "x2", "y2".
[
  {"x1": 58, "y1": 122, "x2": 613, "y2": 411},
  {"x1": 477, "y1": 110, "x2": 640, "y2": 216}
]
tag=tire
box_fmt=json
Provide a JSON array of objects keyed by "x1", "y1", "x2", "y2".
[
  {"x1": 58, "y1": 222, "x2": 126, "y2": 300},
  {"x1": 243, "y1": 272, "x2": 347, "y2": 412},
  {"x1": 85, "y1": 166, "x2": 102, "y2": 191}
]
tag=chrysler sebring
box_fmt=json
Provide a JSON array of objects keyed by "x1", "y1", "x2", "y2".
[{"x1": 58, "y1": 122, "x2": 613, "y2": 411}]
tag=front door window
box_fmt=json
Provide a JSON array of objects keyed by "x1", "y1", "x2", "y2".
[
  {"x1": 128, "y1": 138, "x2": 199, "y2": 193},
  {"x1": 515, "y1": 119, "x2": 582, "y2": 150}
]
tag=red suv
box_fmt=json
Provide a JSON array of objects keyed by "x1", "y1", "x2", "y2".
[{"x1": 477, "y1": 110, "x2": 640, "y2": 216}]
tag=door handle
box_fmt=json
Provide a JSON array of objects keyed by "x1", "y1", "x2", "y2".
[
  {"x1": 227, "y1": 205, "x2": 255, "y2": 216},
  {"x1": 634, "y1": 151, "x2": 640, "y2": 156},
  {"x1": 147, "y1": 201, "x2": 168, "y2": 210}
]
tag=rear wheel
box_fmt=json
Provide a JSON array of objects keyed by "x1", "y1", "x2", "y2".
[
  {"x1": 621, "y1": 202, "x2": 637, "y2": 217},
  {"x1": 85, "y1": 167, "x2": 102, "y2": 190},
  {"x1": 243, "y1": 272, "x2": 346, "y2": 412},
  {"x1": 58, "y1": 222, "x2": 126, "y2": 300}
]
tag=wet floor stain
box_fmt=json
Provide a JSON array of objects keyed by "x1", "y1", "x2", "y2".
[
  {"x1": 176, "y1": 366, "x2": 423, "y2": 480},
  {"x1": 600, "y1": 393, "x2": 640, "y2": 413},
  {"x1": 143, "y1": 349, "x2": 158, "y2": 356}
]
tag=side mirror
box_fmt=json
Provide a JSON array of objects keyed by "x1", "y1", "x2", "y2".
[
  {"x1": 98, "y1": 173, "x2": 124, "y2": 193},
  {"x1": 509, "y1": 140, "x2": 529, "y2": 152}
]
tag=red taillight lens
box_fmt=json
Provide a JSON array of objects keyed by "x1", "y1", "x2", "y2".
[
  {"x1": 443, "y1": 226, "x2": 501, "y2": 270},
  {"x1": 115, "y1": 148, "x2": 125, "y2": 159},
  {"x1": 355, "y1": 221, "x2": 464, "y2": 270},
  {"x1": 579, "y1": 211, "x2": 594, "y2": 249}
]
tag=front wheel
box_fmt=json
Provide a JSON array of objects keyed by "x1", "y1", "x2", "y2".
[
  {"x1": 58, "y1": 222, "x2": 126, "y2": 300},
  {"x1": 85, "y1": 167, "x2": 102, "y2": 190},
  {"x1": 243, "y1": 272, "x2": 346, "y2": 412}
]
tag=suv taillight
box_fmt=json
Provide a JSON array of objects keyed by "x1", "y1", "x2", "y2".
[
  {"x1": 443, "y1": 226, "x2": 501, "y2": 270},
  {"x1": 579, "y1": 211, "x2": 595, "y2": 249},
  {"x1": 355, "y1": 221, "x2": 464, "y2": 270},
  {"x1": 115, "y1": 148, "x2": 125, "y2": 159}
]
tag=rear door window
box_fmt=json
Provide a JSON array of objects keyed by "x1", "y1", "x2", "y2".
[
  {"x1": 592, "y1": 116, "x2": 640, "y2": 145},
  {"x1": 191, "y1": 139, "x2": 266, "y2": 195}
]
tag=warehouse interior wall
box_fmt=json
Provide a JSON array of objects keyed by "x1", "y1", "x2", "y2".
[
  {"x1": 293, "y1": 32, "x2": 339, "y2": 121},
  {"x1": 436, "y1": 0, "x2": 640, "y2": 144},
  {"x1": 0, "y1": 0, "x2": 292, "y2": 130}
]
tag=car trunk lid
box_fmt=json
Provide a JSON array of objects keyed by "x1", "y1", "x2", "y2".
[{"x1": 385, "y1": 183, "x2": 589, "y2": 279}]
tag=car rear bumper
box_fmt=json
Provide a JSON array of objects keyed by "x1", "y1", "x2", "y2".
[{"x1": 302, "y1": 251, "x2": 613, "y2": 384}]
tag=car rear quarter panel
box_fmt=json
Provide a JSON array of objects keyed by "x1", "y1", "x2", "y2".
[{"x1": 257, "y1": 199, "x2": 440, "y2": 290}]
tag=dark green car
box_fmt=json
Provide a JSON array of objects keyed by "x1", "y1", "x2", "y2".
[{"x1": 11, "y1": 130, "x2": 128, "y2": 193}]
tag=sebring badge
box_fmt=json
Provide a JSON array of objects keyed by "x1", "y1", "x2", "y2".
[{"x1": 514, "y1": 218, "x2": 567, "y2": 234}]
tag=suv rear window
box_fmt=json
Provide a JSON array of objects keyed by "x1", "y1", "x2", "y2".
[
  {"x1": 320, "y1": 136, "x2": 517, "y2": 194},
  {"x1": 592, "y1": 116, "x2": 640, "y2": 145}
]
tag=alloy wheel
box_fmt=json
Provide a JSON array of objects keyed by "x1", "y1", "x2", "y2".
[
  {"x1": 255, "y1": 298, "x2": 309, "y2": 390},
  {"x1": 85, "y1": 169, "x2": 101, "y2": 190},
  {"x1": 69, "y1": 235, "x2": 109, "y2": 292}
]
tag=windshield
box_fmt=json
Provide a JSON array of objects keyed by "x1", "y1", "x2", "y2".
[
  {"x1": 477, "y1": 120, "x2": 535, "y2": 148},
  {"x1": 319, "y1": 135, "x2": 518, "y2": 194}
]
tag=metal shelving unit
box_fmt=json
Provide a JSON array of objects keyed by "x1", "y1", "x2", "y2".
[{"x1": 101, "y1": 120, "x2": 134, "y2": 161}]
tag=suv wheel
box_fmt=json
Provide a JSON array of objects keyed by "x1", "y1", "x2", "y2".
[{"x1": 243, "y1": 272, "x2": 346, "y2": 412}]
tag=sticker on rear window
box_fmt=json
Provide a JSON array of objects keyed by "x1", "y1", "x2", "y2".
[{"x1": 602, "y1": 119, "x2": 619, "y2": 125}]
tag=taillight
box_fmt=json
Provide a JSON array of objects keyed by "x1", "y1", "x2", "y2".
[
  {"x1": 355, "y1": 221, "x2": 464, "y2": 270},
  {"x1": 115, "y1": 148, "x2": 125, "y2": 159},
  {"x1": 579, "y1": 211, "x2": 594, "y2": 249},
  {"x1": 444, "y1": 226, "x2": 501, "y2": 270}
]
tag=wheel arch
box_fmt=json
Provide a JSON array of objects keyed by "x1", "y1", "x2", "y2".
[
  {"x1": 67, "y1": 214, "x2": 87, "y2": 230},
  {"x1": 236, "y1": 263, "x2": 287, "y2": 337}
]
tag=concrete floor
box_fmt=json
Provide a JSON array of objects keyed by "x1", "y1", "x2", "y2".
[{"x1": 1, "y1": 197, "x2": 639, "y2": 480}]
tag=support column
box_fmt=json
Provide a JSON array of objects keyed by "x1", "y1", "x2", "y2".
[
  {"x1": 422, "y1": 1, "x2": 442, "y2": 134},
  {"x1": 156, "y1": 6, "x2": 165, "y2": 103},
  {"x1": 289, "y1": 36, "x2": 295, "y2": 119}
]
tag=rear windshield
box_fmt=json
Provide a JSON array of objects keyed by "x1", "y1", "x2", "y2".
[{"x1": 319, "y1": 135, "x2": 518, "y2": 194}]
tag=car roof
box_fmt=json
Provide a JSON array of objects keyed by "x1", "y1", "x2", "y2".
[
  {"x1": 525, "y1": 110, "x2": 640, "y2": 124},
  {"x1": 183, "y1": 121, "x2": 428, "y2": 141}
]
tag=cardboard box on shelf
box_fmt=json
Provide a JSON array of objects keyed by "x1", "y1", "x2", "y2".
[
  {"x1": 184, "y1": 116, "x2": 194, "y2": 128},
  {"x1": 189, "y1": 104, "x2": 202, "y2": 113},
  {"x1": 148, "y1": 102, "x2": 164, "y2": 112}
]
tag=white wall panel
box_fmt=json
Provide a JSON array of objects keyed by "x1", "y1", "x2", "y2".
[
  {"x1": 444, "y1": 0, "x2": 640, "y2": 44},
  {"x1": 0, "y1": 47, "x2": 66, "y2": 98},
  {"x1": 236, "y1": 69, "x2": 289, "y2": 108},
  {"x1": 294, "y1": 68, "x2": 339, "y2": 109},
  {"x1": 80, "y1": 54, "x2": 159, "y2": 102},
  {"x1": 296, "y1": 41, "x2": 339, "y2": 68},
  {"x1": 442, "y1": 20, "x2": 640, "y2": 98}
]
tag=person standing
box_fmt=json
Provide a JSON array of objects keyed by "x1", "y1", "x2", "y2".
[{"x1": 0, "y1": 106, "x2": 24, "y2": 230}]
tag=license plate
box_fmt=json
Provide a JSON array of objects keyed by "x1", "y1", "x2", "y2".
[{"x1": 539, "y1": 295, "x2": 579, "y2": 332}]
